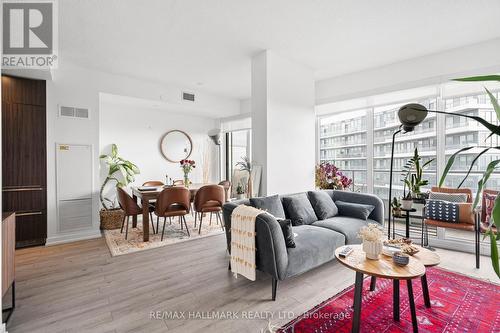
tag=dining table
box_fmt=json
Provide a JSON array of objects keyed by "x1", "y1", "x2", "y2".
[{"x1": 131, "y1": 183, "x2": 211, "y2": 242}]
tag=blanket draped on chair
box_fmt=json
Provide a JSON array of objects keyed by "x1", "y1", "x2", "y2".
[{"x1": 230, "y1": 205, "x2": 262, "y2": 281}]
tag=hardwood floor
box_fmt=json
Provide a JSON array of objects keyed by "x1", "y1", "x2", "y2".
[{"x1": 8, "y1": 234, "x2": 499, "y2": 333}]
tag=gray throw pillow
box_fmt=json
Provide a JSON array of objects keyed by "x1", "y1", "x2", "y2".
[
  {"x1": 335, "y1": 200, "x2": 375, "y2": 220},
  {"x1": 308, "y1": 191, "x2": 338, "y2": 220},
  {"x1": 250, "y1": 195, "x2": 286, "y2": 219},
  {"x1": 282, "y1": 193, "x2": 318, "y2": 226},
  {"x1": 429, "y1": 192, "x2": 468, "y2": 203}
]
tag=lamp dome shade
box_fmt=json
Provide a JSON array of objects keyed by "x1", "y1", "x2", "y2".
[
  {"x1": 398, "y1": 103, "x2": 428, "y2": 132},
  {"x1": 208, "y1": 128, "x2": 222, "y2": 145}
]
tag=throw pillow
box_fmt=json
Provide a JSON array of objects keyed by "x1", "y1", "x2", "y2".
[
  {"x1": 429, "y1": 192, "x2": 468, "y2": 203},
  {"x1": 282, "y1": 193, "x2": 318, "y2": 226},
  {"x1": 250, "y1": 195, "x2": 286, "y2": 219},
  {"x1": 277, "y1": 219, "x2": 295, "y2": 248},
  {"x1": 308, "y1": 191, "x2": 338, "y2": 220},
  {"x1": 484, "y1": 192, "x2": 497, "y2": 225},
  {"x1": 335, "y1": 201, "x2": 375, "y2": 220},
  {"x1": 425, "y1": 199, "x2": 474, "y2": 224}
]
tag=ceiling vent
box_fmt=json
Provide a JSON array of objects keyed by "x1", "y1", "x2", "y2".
[
  {"x1": 182, "y1": 92, "x2": 195, "y2": 102},
  {"x1": 59, "y1": 106, "x2": 90, "y2": 119}
]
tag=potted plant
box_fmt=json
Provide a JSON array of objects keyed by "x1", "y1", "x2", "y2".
[
  {"x1": 391, "y1": 197, "x2": 402, "y2": 217},
  {"x1": 401, "y1": 191, "x2": 413, "y2": 210},
  {"x1": 236, "y1": 183, "x2": 245, "y2": 200},
  {"x1": 358, "y1": 223, "x2": 384, "y2": 260},
  {"x1": 99, "y1": 144, "x2": 140, "y2": 229},
  {"x1": 236, "y1": 156, "x2": 253, "y2": 198},
  {"x1": 180, "y1": 159, "x2": 196, "y2": 187},
  {"x1": 401, "y1": 147, "x2": 434, "y2": 203}
]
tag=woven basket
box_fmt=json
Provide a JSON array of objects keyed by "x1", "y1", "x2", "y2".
[{"x1": 100, "y1": 209, "x2": 125, "y2": 230}]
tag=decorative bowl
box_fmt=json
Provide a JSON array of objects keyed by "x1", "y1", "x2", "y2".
[{"x1": 393, "y1": 252, "x2": 410, "y2": 266}]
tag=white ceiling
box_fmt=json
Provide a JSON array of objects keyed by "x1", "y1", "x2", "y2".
[{"x1": 61, "y1": 0, "x2": 500, "y2": 100}]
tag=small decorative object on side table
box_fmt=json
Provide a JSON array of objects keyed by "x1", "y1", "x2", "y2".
[
  {"x1": 358, "y1": 223, "x2": 384, "y2": 260},
  {"x1": 335, "y1": 245, "x2": 425, "y2": 333}
]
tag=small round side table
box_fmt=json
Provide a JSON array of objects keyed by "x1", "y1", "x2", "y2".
[{"x1": 335, "y1": 245, "x2": 425, "y2": 333}]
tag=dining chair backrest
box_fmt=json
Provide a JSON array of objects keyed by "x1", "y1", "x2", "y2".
[
  {"x1": 173, "y1": 179, "x2": 184, "y2": 186},
  {"x1": 481, "y1": 189, "x2": 499, "y2": 223},
  {"x1": 117, "y1": 187, "x2": 141, "y2": 215},
  {"x1": 430, "y1": 186, "x2": 473, "y2": 203},
  {"x1": 218, "y1": 180, "x2": 231, "y2": 202},
  {"x1": 194, "y1": 185, "x2": 225, "y2": 211},
  {"x1": 155, "y1": 186, "x2": 191, "y2": 216},
  {"x1": 142, "y1": 180, "x2": 164, "y2": 186}
]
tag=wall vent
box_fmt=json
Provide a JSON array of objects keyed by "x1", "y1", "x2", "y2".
[
  {"x1": 182, "y1": 92, "x2": 195, "y2": 102},
  {"x1": 59, "y1": 106, "x2": 90, "y2": 119}
]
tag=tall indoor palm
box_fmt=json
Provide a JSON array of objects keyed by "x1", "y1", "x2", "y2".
[{"x1": 440, "y1": 75, "x2": 500, "y2": 278}]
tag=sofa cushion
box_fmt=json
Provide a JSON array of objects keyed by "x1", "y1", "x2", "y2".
[
  {"x1": 277, "y1": 219, "x2": 295, "y2": 248},
  {"x1": 282, "y1": 193, "x2": 318, "y2": 226},
  {"x1": 335, "y1": 200, "x2": 374, "y2": 220},
  {"x1": 308, "y1": 191, "x2": 338, "y2": 220},
  {"x1": 313, "y1": 216, "x2": 378, "y2": 244},
  {"x1": 250, "y1": 195, "x2": 286, "y2": 219},
  {"x1": 429, "y1": 192, "x2": 468, "y2": 203},
  {"x1": 285, "y1": 225, "x2": 345, "y2": 278}
]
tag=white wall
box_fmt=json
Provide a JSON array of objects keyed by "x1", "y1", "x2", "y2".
[
  {"x1": 316, "y1": 38, "x2": 500, "y2": 105},
  {"x1": 100, "y1": 102, "x2": 217, "y2": 196},
  {"x1": 46, "y1": 62, "x2": 239, "y2": 244},
  {"x1": 252, "y1": 50, "x2": 315, "y2": 195}
]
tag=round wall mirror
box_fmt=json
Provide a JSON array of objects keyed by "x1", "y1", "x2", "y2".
[{"x1": 160, "y1": 130, "x2": 193, "y2": 163}]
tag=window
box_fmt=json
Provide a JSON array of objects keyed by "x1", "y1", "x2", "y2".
[
  {"x1": 372, "y1": 99, "x2": 437, "y2": 211},
  {"x1": 319, "y1": 110, "x2": 368, "y2": 192},
  {"x1": 316, "y1": 81, "x2": 500, "y2": 248}
]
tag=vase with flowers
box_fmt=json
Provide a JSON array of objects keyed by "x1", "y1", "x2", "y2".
[
  {"x1": 358, "y1": 223, "x2": 384, "y2": 260},
  {"x1": 180, "y1": 159, "x2": 195, "y2": 187},
  {"x1": 315, "y1": 162, "x2": 353, "y2": 190}
]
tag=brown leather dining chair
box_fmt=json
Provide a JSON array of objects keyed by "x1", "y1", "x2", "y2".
[
  {"x1": 155, "y1": 187, "x2": 191, "y2": 240},
  {"x1": 194, "y1": 185, "x2": 225, "y2": 234},
  {"x1": 142, "y1": 180, "x2": 164, "y2": 187},
  {"x1": 423, "y1": 186, "x2": 479, "y2": 268},
  {"x1": 218, "y1": 180, "x2": 231, "y2": 202},
  {"x1": 117, "y1": 187, "x2": 156, "y2": 239}
]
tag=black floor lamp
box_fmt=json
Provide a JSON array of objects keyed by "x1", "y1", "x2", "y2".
[
  {"x1": 387, "y1": 103, "x2": 428, "y2": 239},
  {"x1": 387, "y1": 102, "x2": 492, "y2": 241}
]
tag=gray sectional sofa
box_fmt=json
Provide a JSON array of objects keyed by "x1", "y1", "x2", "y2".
[{"x1": 222, "y1": 190, "x2": 384, "y2": 300}]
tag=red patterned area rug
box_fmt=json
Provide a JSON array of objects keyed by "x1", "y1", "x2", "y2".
[{"x1": 279, "y1": 267, "x2": 500, "y2": 333}]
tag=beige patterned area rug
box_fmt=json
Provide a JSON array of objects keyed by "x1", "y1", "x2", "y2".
[{"x1": 103, "y1": 214, "x2": 225, "y2": 256}]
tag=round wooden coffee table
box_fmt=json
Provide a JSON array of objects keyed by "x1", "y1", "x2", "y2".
[
  {"x1": 335, "y1": 245, "x2": 425, "y2": 333},
  {"x1": 412, "y1": 245, "x2": 440, "y2": 308}
]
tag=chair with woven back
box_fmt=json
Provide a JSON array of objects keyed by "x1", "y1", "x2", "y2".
[
  {"x1": 423, "y1": 186, "x2": 480, "y2": 268},
  {"x1": 117, "y1": 187, "x2": 156, "y2": 239}
]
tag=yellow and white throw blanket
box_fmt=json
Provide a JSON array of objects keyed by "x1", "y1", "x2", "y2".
[{"x1": 230, "y1": 205, "x2": 262, "y2": 281}]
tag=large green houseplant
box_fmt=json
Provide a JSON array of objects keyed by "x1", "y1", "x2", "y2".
[
  {"x1": 99, "y1": 144, "x2": 140, "y2": 210},
  {"x1": 99, "y1": 144, "x2": 140, "y2": 229},
  {"x1": 439, "y1": 75, "x2": 500, "y2": 278}
]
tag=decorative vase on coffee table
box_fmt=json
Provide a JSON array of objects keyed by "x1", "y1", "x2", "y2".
[{"x1": 363, "y1": 240, "x2": 383, "y2": 260}]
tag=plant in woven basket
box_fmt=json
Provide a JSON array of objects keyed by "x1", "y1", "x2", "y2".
[{"x1": 99, "y1": 144, "x2": 140, "y2": 210}]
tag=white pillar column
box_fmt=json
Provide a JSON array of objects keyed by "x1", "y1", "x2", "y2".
[{"x1": 251, "y1": 50, "x2": 315, "y2": 196}]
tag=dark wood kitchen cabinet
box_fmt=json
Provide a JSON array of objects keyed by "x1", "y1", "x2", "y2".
[{"x1": 2, "y1": 75, "x2": 47, "y2": 248}]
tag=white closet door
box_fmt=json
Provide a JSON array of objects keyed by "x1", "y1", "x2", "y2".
[{"x1": 56, "y1": 144, "x2": 93, "y2": 232}]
